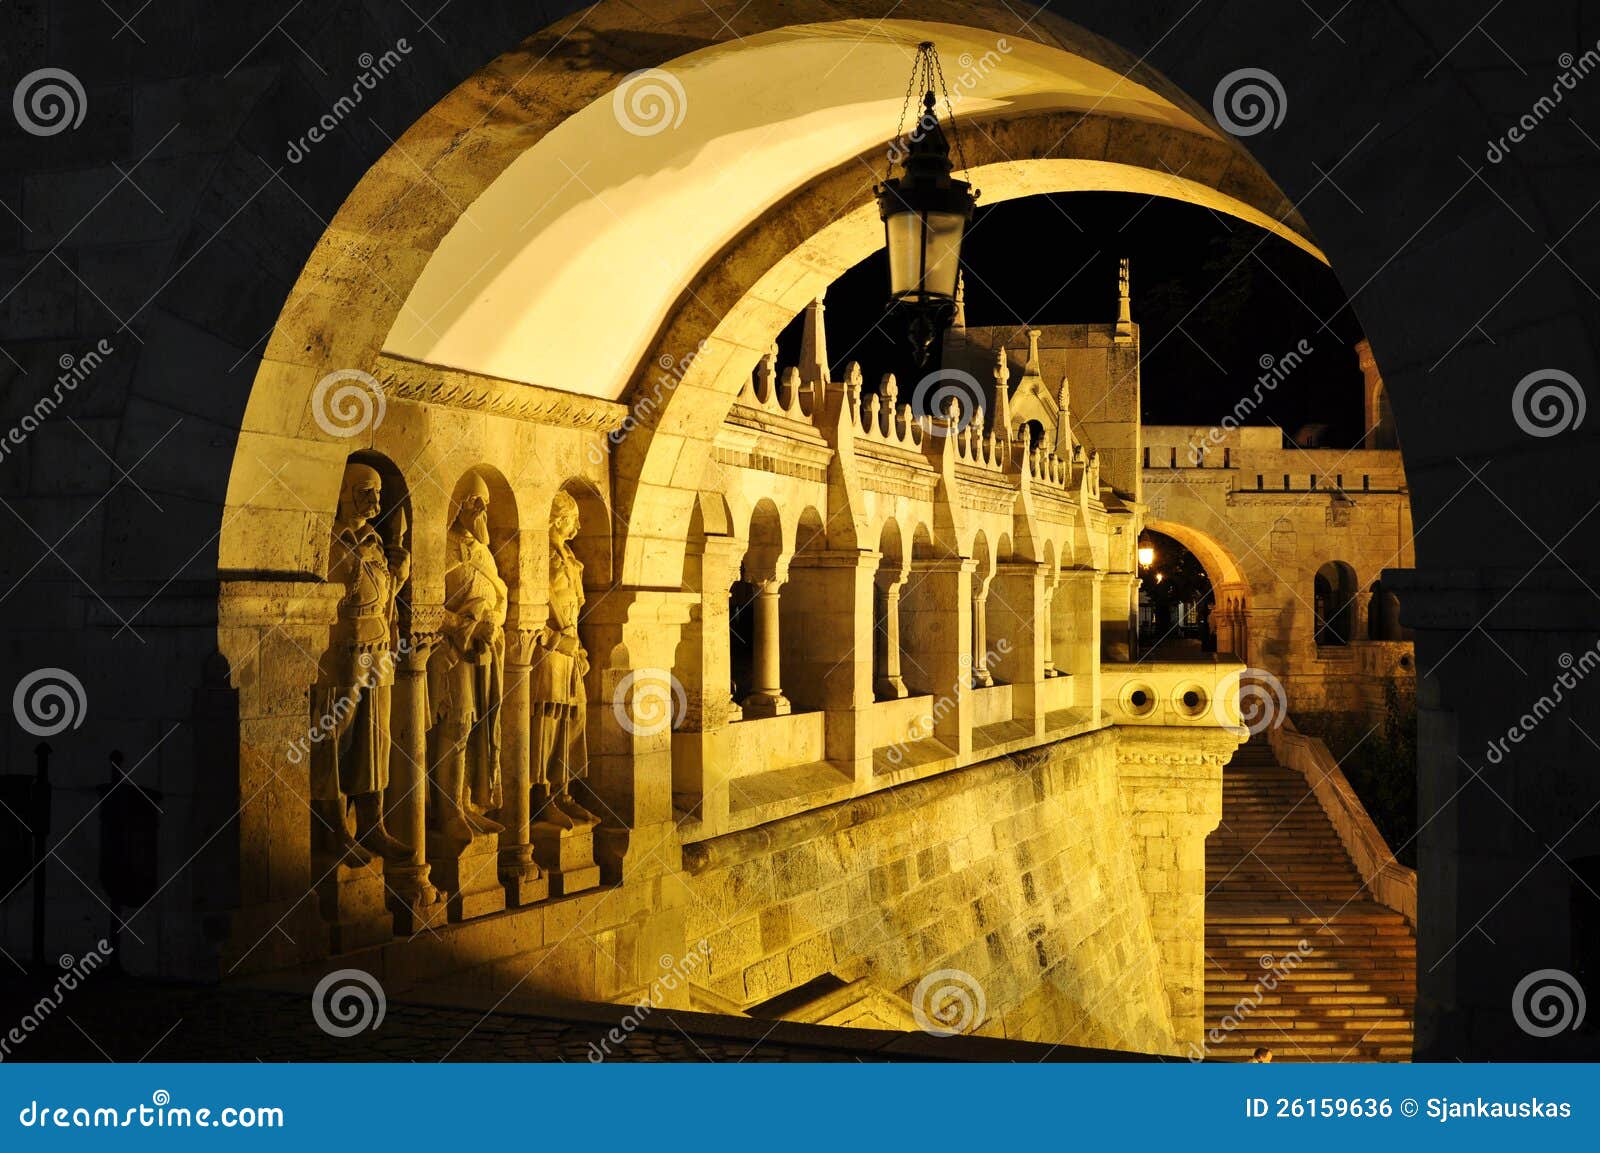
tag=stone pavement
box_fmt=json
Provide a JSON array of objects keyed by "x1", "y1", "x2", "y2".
[{"x1": 0, "y1": 975, "x2": 1152, "y2": 1063}]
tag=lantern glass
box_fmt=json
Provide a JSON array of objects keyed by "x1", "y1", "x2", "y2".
[
  {"x1": 885, "y1": 210, "x2": 921, "y2": 298},
  {"x1": 922, "y1": 211, "x2": 965, "y2": 298},
  {"x1": 885, "y1": 209, "x2": 967, "y2": 302}
]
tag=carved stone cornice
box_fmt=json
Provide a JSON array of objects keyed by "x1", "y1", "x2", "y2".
[{"x1": 373, "y1": 354, "x2": 630, "y2": 432}]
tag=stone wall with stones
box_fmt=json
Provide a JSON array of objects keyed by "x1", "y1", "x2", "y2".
[{"x1": 674, "y1": 729, "x2": 1220, "y2": 1055}]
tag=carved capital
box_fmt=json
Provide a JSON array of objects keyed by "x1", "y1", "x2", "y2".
[{"x1": 504, "y1": 626, "x2": 543, "y2": 667}]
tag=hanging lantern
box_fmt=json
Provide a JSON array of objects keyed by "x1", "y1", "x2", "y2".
[
  {"x1": 876, "y1": 42, "x2": 979, "y2": 365},
  {"x1": 1138, "y1": 534, "x2": 1155, "y2": 567}
]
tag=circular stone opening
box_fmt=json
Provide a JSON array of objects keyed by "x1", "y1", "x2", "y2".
[
  {"x1": 1171, "y1": 682, "x2": 1209, "y2": 717},
  {"x1": 1122, "y1": 683, "x2": 1158, "y2": 717}
]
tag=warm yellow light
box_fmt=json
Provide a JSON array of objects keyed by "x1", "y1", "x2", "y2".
[
  {"x1": 1154, "y1": 571, "x2": 1165, "y2": 584},
  {"x1": 1138, "y1": 545, "x2": 1155, "y2": 566}
]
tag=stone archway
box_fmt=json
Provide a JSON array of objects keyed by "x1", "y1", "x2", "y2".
[
  {"x1": 1145, "y1": 518, "x2": 1252, "y2": 663},
  {"x1": 6, "y1": 0, "x2": 1593, "y2": 1059}
]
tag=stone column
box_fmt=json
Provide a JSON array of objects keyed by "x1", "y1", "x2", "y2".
[
  {"x1": 1116, "y1": 727, "x2": 1242, "y2": 1053},
  {"x1": 682, "y1": 536, "x2": 743, "y2": 730},
  {"x1": 1100, "y1": 571, "x2": 1138, "y2": 660},
  {"x1": 874, "y1": 568, "x2": 909, "y2": 700},
  {"x1": 580, "y1": 591, "x2": 696, "y2": 883},
  {"x1": 497, "y1": 621, "x2": 546, "y2": 906},
  {"x1": 386, "y1": 622, "x2": 448, "y2": 932},
  {"x1": 990, "y1": 560, "x2": 1044, "y2": 734},
  {"x1": 742, "y1": 577, "x2": 791, "y2": 717},
  {"x1": 1041, "y1": 584, "x2": 1057, "y2": 676},
  {"x1": 971, "y1": 574, "x2": 995, "y2": 688},
  {"x1": 901, "y1": 557, "x2": 974, "y2": 757}
]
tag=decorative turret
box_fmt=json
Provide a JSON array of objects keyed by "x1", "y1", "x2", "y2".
[
  {"x1": 993, "y1": 345, "x2": 1012, "y2": 440},
  {"x1": 799, "y1": 293, "x2": 830, "y2": 387},
  {"x1": 1115, "y1": 256, "x2": 1133, "y2": 343},
  {"x1": 1023, "y1": 328, "x2": 1043, "y2": 380},
  {"x1": 1055, "y1": 377, "x2": 1074, "y2": 459}
]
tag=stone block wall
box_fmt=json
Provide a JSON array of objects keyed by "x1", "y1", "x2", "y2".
[{"x1": 675, "y1": 728, "x2": 1205, "y2": 1055}]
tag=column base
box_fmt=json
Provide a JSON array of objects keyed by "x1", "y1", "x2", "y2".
[
  {"x1": 874, "y1": 676, "x2": 908, "y2": 700},
  {"x1": 740, "y1": 692, "x2": 791, "y2": 718},
  {"x1": 532, "y1": 822, "x2": 601, "y2": 897},
  {"x1": 426, "y1": 831, "x2": 508, "y2": 922},
  {"x1": 314, "y1": 854, "x2": 394, "y2": 954},
  {"x1": 385, "y1": 862, "x2": 450, "y2": 934},
  {"x1": 498, "y1": 845, "x2": 549, "y2": 906}
]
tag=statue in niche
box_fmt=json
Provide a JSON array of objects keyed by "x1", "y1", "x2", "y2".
[
  {"x1": 312, "y1": 462, "x2": 412, "y2": 864},
  {"x1": 531, "y1": 492, "x2": 597, "y2": 829},
  {"x1": 426, "y1": 474, "x2": 508, "y2": 842}
]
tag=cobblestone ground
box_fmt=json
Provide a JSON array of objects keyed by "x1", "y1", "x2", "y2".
[{"x1": 0, "y1": 976, "x2": 1121, "y2": 1063}]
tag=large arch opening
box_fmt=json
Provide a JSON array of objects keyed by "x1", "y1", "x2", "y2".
[{"x1": 176, "y1": 0, "x2": 1600, "y2": 1063}]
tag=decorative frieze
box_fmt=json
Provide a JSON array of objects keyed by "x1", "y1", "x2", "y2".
[{"x1": 374, "y1": 354, "x2": 630, "y2": 431}]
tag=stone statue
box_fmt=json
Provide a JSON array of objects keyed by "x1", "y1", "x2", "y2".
[
  {"x1": 312, "y1": 461, "x2": 412, "y2": 865},
  {"x1": 427, "y1": 474, "x2": 508, "y2": 842},
  {"x1": 531, "y1": 492, "x2": 597, "y2": 829}
]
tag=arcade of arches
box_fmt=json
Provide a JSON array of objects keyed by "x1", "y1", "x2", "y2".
[{"x1": 8, "y1": 0, "x2": 1598, "y2": 1063}]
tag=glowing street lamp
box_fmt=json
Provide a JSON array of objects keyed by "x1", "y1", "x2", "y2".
[
  {"x1": 877, "y1": 42, "x2": 979, "y2": 366},
  {"x1": 1138, "y1": 534, "x2": 1155, "y2": 568}
]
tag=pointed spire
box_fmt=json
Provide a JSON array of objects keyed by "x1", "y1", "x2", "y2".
[
  {"x1": 993, "y1": 346, "x2": 1012, "y2": 439},
  {"x1": 1055, "y1": 377, "x2": 1074, "y2": 458},
  {"x1": 1023, "y1": 329, "x2": 1042, "y2": 379},
  {"x1": 1115, "y1": 257, "x2": 1133, "y2": 343},
  {"x1": 799, "y1": 293, "x2": 830, "y2": 386},
  {"x1": 953, "y1": 272, "x2": 967, "y2": 330}
]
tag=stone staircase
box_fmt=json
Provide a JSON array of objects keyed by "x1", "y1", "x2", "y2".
[{"x1": 1203, "y1": 735, "x2": 1415, "y2": 1061}]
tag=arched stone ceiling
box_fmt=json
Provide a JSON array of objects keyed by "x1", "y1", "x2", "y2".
[{"x1": 383, "y1": 18, "x2": 1319, "y2": 402}]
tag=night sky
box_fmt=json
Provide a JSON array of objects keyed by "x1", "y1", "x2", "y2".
[{"x1": 782, "y1": 191, "x2": 1369, "y2": 448}]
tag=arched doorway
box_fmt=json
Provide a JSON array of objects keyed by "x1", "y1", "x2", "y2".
[
  {"x1": 1144, "y1": 519, "x2": 1252, "y2": 664},
  {"x1": 138, "y1": 0, "x2": 1589, "y2": 1058}
]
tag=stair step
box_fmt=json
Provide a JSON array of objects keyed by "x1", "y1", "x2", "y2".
[{"x1": 1205, "y1": 736, "x2": 1416, "y2": 1063}]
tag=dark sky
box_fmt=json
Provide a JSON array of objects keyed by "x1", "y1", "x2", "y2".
[{"x1": 781, "y1": 191, "x2": 1369, "y2": 447}]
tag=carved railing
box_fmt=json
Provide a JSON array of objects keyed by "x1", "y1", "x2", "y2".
[
  {"x1": 736, "y1": 347, "x2": 818, "y2": 423},
  {"x1": 854, "y1": 372, "x2": 925, "y2": 449}
]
